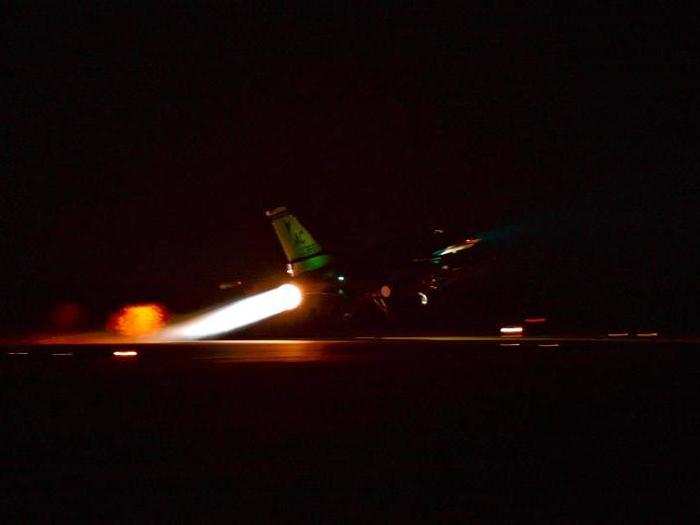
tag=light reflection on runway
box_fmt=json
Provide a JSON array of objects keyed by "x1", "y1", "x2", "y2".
[
  {"x1": 3, "y1": 334, "x2": 699, "y2": 364},
  {"x1": 191, "y1": 343, "x2": 329, "y2": 363}
]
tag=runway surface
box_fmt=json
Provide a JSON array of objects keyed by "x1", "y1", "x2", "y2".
[{"x1": 3, "y1": 337, "x2": 700, "y2": 520}]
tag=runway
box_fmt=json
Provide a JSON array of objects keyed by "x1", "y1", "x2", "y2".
[
  {"x1": 4, "y1": 333, "x2": 698, "y2": 363},
  {"x1": 3, "y1": 337, "x2": 700, "y2": 520}
]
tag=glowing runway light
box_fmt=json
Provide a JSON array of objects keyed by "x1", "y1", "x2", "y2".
[
  {"x1": 500, "y1": 326, "x2": 523, "y2": 335},
  {"x1": 525, "y1": 317, "x2": 547, "y2": 324},
  {"x1": 162, "y1": 284, "x2": 302, "y2": 340}
]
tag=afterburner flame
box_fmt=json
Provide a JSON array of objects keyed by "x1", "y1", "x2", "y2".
[
  {"x1": 108, "y1": 304, "x2": 167, "y2": 336},
  {"x1": 161, "y1": 284, "x2": 302, "y2": 340}
]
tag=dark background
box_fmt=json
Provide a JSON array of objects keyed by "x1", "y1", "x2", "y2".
[{"x1": 3, "y1": 7, "x2": 698, "y2": 332}]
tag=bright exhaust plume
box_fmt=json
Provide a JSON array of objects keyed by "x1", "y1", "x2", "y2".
[{"x1": 161, "y1": 284, "x2": 302, "y2": 340}]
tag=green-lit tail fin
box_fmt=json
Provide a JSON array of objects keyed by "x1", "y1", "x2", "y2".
[{"x1": 265, "y1": 207, "x2": 331, "y2": 276}]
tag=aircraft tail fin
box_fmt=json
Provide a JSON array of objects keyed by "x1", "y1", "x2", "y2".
[{"x1": 265, "y1": 207, "x2": 331, "y2": 276}]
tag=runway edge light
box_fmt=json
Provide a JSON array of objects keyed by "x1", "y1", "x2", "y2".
[{"x1": 500, "y1": 326, "x2": 523, "y2": 335}]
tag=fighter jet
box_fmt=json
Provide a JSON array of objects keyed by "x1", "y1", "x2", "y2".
[
  {"x1": 264, "y1": 206, "x2": 526, "y2": 331},
  {"x1": 207, "y1": 205, "x2": 673, "y2": 338}
]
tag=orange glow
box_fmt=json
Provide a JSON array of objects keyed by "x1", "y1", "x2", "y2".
[
  {"x1": 50, "y1": 302, "x2": 87, "y2": 330},
  {"x1": 107, "y1": 304, "x2": 167, "y2": 336}
]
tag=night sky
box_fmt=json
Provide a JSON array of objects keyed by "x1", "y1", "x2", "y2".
[{"x1": 4, "y1": 7, "x2": 698, "y2": 331}]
